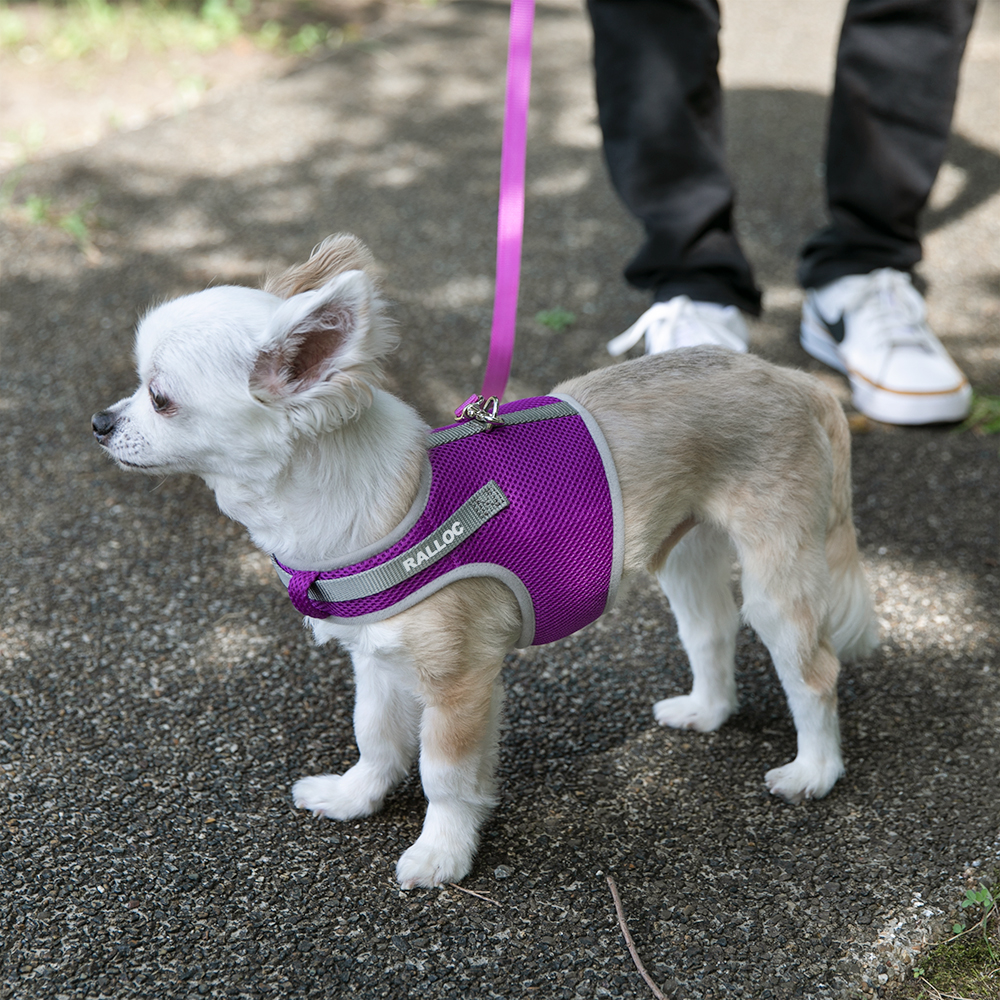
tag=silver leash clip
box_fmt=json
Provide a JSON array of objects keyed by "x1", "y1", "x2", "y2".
[{"x1": 455, "y1": 394, "x2": 505, "y2": 429}]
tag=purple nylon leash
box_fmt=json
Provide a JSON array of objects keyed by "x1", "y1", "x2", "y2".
[{"x1": 480, "y1": 0, "x2": 536, "y2": 404}]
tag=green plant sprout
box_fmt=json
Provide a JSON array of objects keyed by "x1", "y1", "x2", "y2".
[
  {"x1": 904, "y1": 878, "x2": 999, "y2": 999},
  {"x1": 957, "y1": 392, "x2": 1000, "y2": 436},
  {"x1": 536, "y1": 307, "x2": 576, "y2": 332},
  {"x1": 954, "y1": 884, "x2": 997, "y2": 962},
  {"x1": 24, "y1": 193, "x2": 53, "y2": 225},
  {"x1": 14, "y1": 193, "x2": 100, "y2": 258}
]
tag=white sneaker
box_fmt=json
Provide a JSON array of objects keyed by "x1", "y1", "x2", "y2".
[
  {"x1": 801, "y1": 268, "x2": 971, "y2": 425},
  {"x1": 607, "y1": 296, "x2": 749, "y2": 356}
]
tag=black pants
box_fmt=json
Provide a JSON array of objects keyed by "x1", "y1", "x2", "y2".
[{"x1": 588, "y1": 0, "x2": 978, "y2": 314}]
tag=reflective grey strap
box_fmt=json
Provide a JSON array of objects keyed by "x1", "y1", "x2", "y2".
[
  {"x1": 426, "y1": 399, "x2": 577, "y2": 447},
  {"x1": 276, "y1": 480, "x2": 510, "y2": 604}
]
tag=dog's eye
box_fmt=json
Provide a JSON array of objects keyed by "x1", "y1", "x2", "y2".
[{"x1": 149, "y1": 387, "x2": 173, "y2": 414}]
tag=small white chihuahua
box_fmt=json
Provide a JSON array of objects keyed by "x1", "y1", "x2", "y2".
[{"x1": 94, "y1": 235, "x2": 877, "y2": 888}]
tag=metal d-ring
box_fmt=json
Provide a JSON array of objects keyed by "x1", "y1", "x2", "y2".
[{"x1": 455, "y1": 394, "x2": 505, "y2": 429}]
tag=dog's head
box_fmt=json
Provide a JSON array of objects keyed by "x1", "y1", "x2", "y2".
[{"x1": 92, "y1": 235, "x2": 396, "y2": 481}]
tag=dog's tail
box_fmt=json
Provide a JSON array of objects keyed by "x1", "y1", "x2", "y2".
[{"x1": 813, "y1": 383, "x2": 879, "y2": 661}]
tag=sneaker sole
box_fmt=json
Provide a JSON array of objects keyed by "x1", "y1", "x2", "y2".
[{"x1": 800, "y1": 310, "x2": 972, "y2": 425}]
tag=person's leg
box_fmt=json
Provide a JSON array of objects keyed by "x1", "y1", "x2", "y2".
[
  {"x1": 799, "y1": 0, "x2": 978, "y2": 286},
  {"x1": 589, "y1": 0, "x2": 762, "y2": 321},
  {"x1": 798, "y1": 0, "x2": 976, "y2": 424}
]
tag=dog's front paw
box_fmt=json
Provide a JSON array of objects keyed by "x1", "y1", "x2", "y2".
[
  {"x1": 395, "y1": 836, "x2": 475, "y2": 890},
  {"x1": 764, "y1": 757, "x2": 844, "y2": 804},
  {"x1": 653, "y1": 694, "x2": 735, "y2": 733},
  {"x1": 292, "y1": 770, "x2": 384, "y2": 820}
]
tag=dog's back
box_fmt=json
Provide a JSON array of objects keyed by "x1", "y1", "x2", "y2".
[{"x1": 557, "y1": 348, "x2": 876, "y2": 663}]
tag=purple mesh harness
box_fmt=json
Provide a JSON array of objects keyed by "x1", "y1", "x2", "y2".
[{"x1": 273, "y1": 394, "x2": 623, "y2": 647}]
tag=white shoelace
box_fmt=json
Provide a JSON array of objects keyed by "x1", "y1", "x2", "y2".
[
  {"x1": 838, "y1": 269, "x2": 933, "y2": 353},
  {"x1": 607, "y1": 299, "x2": 688, "y2": 356},
  {"x1": 607, "y1": 296, "x2": 746, "y2": 356}
]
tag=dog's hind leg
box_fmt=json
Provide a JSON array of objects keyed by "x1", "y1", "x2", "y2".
[
  {"x1": 738, "y1": 534, "x2": 844, "y2": 804},
  {"x1": 652, "y1": 523, "x2": 740, "y2": 733},
  {"x1": 292, "y1": 648, "x2": 421, "y2": 820}
]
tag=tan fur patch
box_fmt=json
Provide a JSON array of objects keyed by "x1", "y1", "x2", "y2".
[
  {"x1": 263, "y1": 234, "x2": 375, "y2": 298},
  {"x1": 396, "y1": 578, "x2": 520, "y2": 764},
  {"x1": 647, "y1": 515, "x2": 697, "y2": 574},
  {"x1": 422, "y1": 678, "x2": 498, "y2": 764},
  {"x1": 802, "y1": 639, "x2": 840, "y2": 698}
]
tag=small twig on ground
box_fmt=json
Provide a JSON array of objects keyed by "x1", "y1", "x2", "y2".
[
  {"x1": 447, "y1": 883, "x2": 502, "y2": 907},
  {"x1": 606, "y1": 875, "x2": 668, "y2": 1000},
  {"x1": 919, "y1": 984, "x2": 994, "y2": 1000}
]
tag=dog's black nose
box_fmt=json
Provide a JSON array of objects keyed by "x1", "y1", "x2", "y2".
[{"x1": 92, "y1": 411, "x2": 116, "y2": 442}]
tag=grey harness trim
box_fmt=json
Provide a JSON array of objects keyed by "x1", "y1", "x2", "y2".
[
  {"x1": 550, "y1": 393, "x2": 625, "y2": 617},
  {"x1": 273, "y1": 481, "x2": 510, "y2": 603},
  {"x1": 426, "y1": 399, "x2": 577, "y2": 446}
]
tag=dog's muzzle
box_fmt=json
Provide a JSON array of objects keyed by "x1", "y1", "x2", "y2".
[{"x1": 92, "y1": 410, "x2": 116, "y2": 444}]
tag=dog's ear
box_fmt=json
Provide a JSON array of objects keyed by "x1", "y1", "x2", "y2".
[
  {"x1": 250, "y1": 269, "x2": 395, "y2": 426},
  {"x1": 263, "y1": 234, "x2": 375, "y2": 298}
]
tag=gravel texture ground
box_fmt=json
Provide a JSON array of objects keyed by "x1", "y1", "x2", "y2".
[{"x1": 1, "y1": 2, "x2": 998, "y2": 998}]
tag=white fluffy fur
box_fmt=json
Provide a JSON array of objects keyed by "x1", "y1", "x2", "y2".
[{"x1": 94, "y1": 235, "x2": 878, "y2": 888}]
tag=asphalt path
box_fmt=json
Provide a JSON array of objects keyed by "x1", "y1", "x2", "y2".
[{"x1": 1, "y1": 2, "x2": 998, "y2": 998}]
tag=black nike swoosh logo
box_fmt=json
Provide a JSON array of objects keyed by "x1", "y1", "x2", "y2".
[{"x1": 817, "y1": 310, "x2": 846, "y2": 344}]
